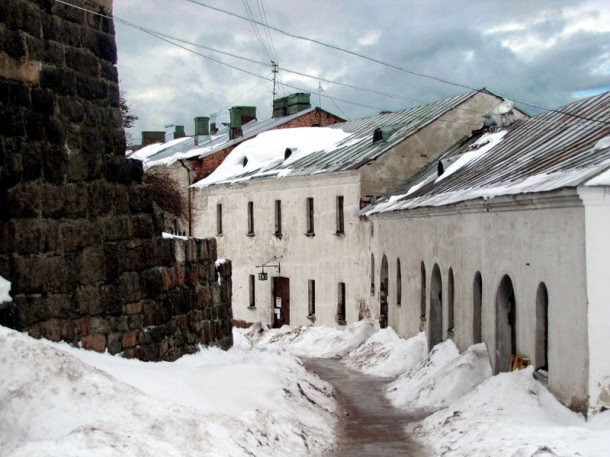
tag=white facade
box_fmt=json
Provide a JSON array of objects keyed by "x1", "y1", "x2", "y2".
[
  {"x1": 192, "y1": 171, "x2": 366, "y2": 327},
  {"x1": 364, "y1": 190, "x2": 594, "y2": 413}
]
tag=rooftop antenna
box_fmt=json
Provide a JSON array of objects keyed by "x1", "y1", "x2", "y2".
[{"x1": 271, "y1": 61, "x2": 278, "y2": 104}]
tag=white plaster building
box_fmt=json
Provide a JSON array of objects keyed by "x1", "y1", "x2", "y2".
[
  {"x1": 191, "y1": 90, "x2": 516, "y2": 328},
  {"x1": 360, "y1": 91, "x2": 610, "y2": 415}
]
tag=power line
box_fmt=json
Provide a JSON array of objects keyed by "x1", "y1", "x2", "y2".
[
  {"x1": 54, "y1": 0, "x2": 609, "y2": 128},
  {"x1": 184, "y1": 0, "x2": 610, "y2": 126}
]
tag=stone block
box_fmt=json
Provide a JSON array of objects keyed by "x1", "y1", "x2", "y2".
[
  {"x1": 40, "y1": 183, "x2": 66, "y2": 218},
  {"x1": 119, "y1": 272, "x2": 141, "y2": 303},
  {"x1": 100, "y1": 283, "x2": 122, "y2": 315},
  {"x1": 125, "y1": 301, "x2": 142, "y2": 315},
  {"x1": 130, "y1": 214, "x2": 155, "y2": 239},
  {"x1": 40, "y1": 66, "x2": 76, "y2": 97},
  {"x1": 58, "y1": 97, "x2": 85, "y2": 123},
  {"x1": 122, "y1": 330, "x2": 136, "y2": 348},
  {"x1": 76, "y1": 73, "x2": 108, "y2": 100},
  {"x1": 65, "y1": 47, "x2": 99, "y2": 77},
  {"x1": 90, "y1": 316, "x2": 110, "y2": 334},
  {"x1": 45, "y1": 293, "x2": 72, "y2": 318},
  {"x1": 21, "y1": 142, "x2": 43, "y2": 181},
  {"x1": 0, "y1": 28, "x2": 27, "y2": 60},
  {"x1": 63, "y1": 183, "x2": 88, "y2": 217},
  {"x1": 127, "y1": 313, "x2": 142, "y2": 329},
  {"x1": 31, "y1": 88, "x2": 55, "y2": 116},
  {"x1": 75, "y1": 284, "x2": 103, "y2": 315},
  {"x1": 76, "y1": 316, "x2": 91, "y2": 337},
  {"x1": 42, "y1": 146, "x2": 67, "y2": 183},
  {"x1": 82, "y1": 334, "x2": 106, "y2": 353},
  {"x1": 107, "y1": 332, "x2": 122, "y2": 354},
  {"x1": 76, "y1": 245, "x2": 106, "y2": 285}
]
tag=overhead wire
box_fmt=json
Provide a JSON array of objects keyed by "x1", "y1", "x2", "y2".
[
  {"x1": 184, "y1": 0, "x2": 610, "y2": 126},
  {"x1": 54, "y1": 0, "x2": 609, "y2": 128}
]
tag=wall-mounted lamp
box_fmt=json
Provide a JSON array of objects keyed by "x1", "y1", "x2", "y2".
[{"x1": 256, "y1": 256, "x2": 281, "y2": 281}]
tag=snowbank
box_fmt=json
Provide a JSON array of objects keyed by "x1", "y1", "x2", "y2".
[
  {"x1": 343, "y1": 328, "x2": 427, "y2": 377},
  {"x1": 409, "y1": 367, "x2": 610, "y2": 456},
  {"x1": 0, "y1": 326, "x2": 336, "y2": 457},
  {"x1": 253, "y1": 319, "x2": 379, "y2": 358},
  {"x1": 388, "y1": 342, "x2": 492, "y2": 416}
]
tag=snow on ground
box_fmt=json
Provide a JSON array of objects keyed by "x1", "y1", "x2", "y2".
[
  {"x1": 252, "y1": 318, "x2": 378, "y2": 358},
  {"x1": 3, "y1": 319, "x2": 610, "y2": 456},
  {"x1": 0, "y1": 275, "x2": 11, "y2": 304},
  {"x1": 342, "y1": 327, "x2": 427, "y2": 377},
  {"x1": 252, "y1": 321, "x2": 610, "y2": 456},
  {"x1": 0, "y1": 326, "x2": 336, "y2": 457}
]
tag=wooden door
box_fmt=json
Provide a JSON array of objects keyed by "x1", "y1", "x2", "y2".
[{"x1": 273, "y1": 277, "x2": 290, "y2": 328}]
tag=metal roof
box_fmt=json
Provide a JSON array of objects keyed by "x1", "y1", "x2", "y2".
[
  {"x1": 360, "y1": 91, "x2": 610, "y2": 216},
  {"x1": 205, "y1": 90, "x2": 489, "y2": 183},
  {"x1": 133, "y1": 107, "x2": 326, "y2": 167}
]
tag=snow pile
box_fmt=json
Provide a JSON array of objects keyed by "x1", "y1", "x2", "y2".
[
  {"x1": 410, "y1": 366, "x2": 610, "y2": 456},
  {"x1": 0, "y1": 275, "x2": 11, "y2": 304},
  {"x1": 253, "y1": 319, "x2": 379, "y2": 358},
  {"x1": 194, "y1": 127, "x2": 351, "y2": 187},
  {"x1": 128, "y1": 137, "x2": 191, "y2": 163},
  {"x1": 435, "y1": 130, "x2": 507, "y2": 182},
  {"x1": 388, "y1": 342, "x2": 492, "y2": 417},
  {"x1": 0, "y1": 326, "x2": 336, "y2": 457},
  {"x1": 343, "y1": 328, "x2": 427, "y2": 377}
]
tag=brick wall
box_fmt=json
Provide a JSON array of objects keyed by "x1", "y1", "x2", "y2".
[{"x1": 0, "y1": 0, "x2": 233, "y2": 359}]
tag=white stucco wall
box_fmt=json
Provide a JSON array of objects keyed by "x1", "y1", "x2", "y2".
[
  {"x1": 579, "y1": 186, "x2": 610, "y2": 415},
  {"x1": 366, "y1": 190, "x2": 589, "y2": 412},
  {"x1": 192, "y1": 172, "x2": 364, "y2": 328}
]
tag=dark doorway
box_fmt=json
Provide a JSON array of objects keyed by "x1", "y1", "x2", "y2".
[
  {"x1": 429, "y1": 264, "x2": 443, "y2": 350},
  {"x1": 380, "y1": 255, "x2": 389, "y2": 329},
  {"x1": 273, "y1": 277, "x2": 290, "y2": 328},
  {"x1": 473, "y1": 271, "x2": 482, "y2": 344},
  {"x1": 495, "y1": 275, "x2": 516, "y2": 374},
  {"x1": 535, "y1": 282, "x2": 548, "y2": 370}
]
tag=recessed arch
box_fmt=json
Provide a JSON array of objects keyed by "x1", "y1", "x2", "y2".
[
  {"x1": 370, "y1": 253, "x2": 375, "y2": 296},
  {"x1": 396, "y1": 258, "x2": 402, "y2": 306},
  {"x1": 495, "y1": 274, "x2": 516, "y2": 374},
  {"x1": 420, "y1": 261, "x2": 427, "y2": 320},
  {"x1": 429, "y1": 264, "x2": 443, "y2": 350},
  {"x1": 535, "y1": 282, "x2": 549, "y2": 371},
  {"x1": 447, "y1": 267, "x2": 455, "y2": 336},
  {"x1": 473, "y1": 271, "x2": 482, "y2": 344},
  {"x1": 380, "y1": 255, "x2": 389, "y2": 329}
]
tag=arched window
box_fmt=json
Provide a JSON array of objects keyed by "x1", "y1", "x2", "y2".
[
  {"x1": 447, "y1": 268, "x2": 455, "y2": 336},
  {"x1": 473, "y1": 271, "x2": 482, "y2": 344},
  {"x1": 370, "y1": 254, "x2": 375, "y2": 296},
  {"x1": 535, "y1": 282, "x2": 548, "y2": 371},
  {"x1": 420, "y1": 262, "x2": 426, "y2": 320},
  {"x1": 380, "y1": 255, "x2": 389, "y2": 328},
  {"x1": 495, "y1": 275, "x2": 516, "y2": 374},
  {"x1": 429, "y1": 264, "x2": 443, "y2": 350},
  {"x1": 396, "y1": 258, "x2": 402, "y2": 306}
]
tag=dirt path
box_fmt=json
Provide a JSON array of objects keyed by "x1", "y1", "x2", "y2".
[{"x1": 303, "y1": 358, "x2": 429, "y2": 457}]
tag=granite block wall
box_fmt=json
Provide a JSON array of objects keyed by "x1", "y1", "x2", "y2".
[{"x1": 0, "y1": 0, "x2": 233, "y2": 359}]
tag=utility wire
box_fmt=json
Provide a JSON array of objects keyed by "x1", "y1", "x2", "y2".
[
  {"x1": 55, "y1": 0, "x2": 609, "y2": 128},
  {"x1": 184, "y1": 0, "x2": 610, "y2": 126}
]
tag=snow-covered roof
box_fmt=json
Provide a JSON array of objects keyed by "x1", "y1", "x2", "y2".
[
  {"x1": 194, "y1": 90, "x2": 488, "y2": 187},
  {"x1": 360, "y1": 91, "x2": 610, "y2": 216},
  {"x1": 127, "y1": 107, "x2": 328, "y2": 169}
]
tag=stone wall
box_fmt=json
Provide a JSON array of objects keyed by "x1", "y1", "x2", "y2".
[{"x1": 0, "y1": 0, "x2": 233, "y2": 359}]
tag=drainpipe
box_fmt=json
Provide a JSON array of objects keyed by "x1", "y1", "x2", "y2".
[{"x1": 179, "y1": 160, "x2": 192, "y2": 237}]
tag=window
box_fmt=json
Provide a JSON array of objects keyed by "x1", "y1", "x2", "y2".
[
  {"x1": 274, "y1": 200, "x2": 282, "y2": 237},
  {"x1": 247, "y1": 201, "x2": 254, "y2": 236},
  {"x1": 248, "y1": 274, "x2": 255, "y2": 307},
  {"x1": 420, "y1": 261, "x2": 426, "y2": 321},
  {"x1": 308, "y1": 280, "x2": 316, "y2": 317},
  {"x1": 535, "y1": 282, "x2": 548, "y2": 371},
  {"x1": 396, "y1": 258, "x2": 402, "y2": 306},
  {"x1": 337, "y1": 282, "x2": 346, "y2": 325},
  {"x1": 371, "y1": 254, "x2": 375, "y2": 295},
  {"x1": 447, "y1": 268, "x2": 455, "y2": 336},
  {"x1": 473, "y1": 271, "x2": 482, "y2": 344},
  {"x1": 216, "y1": 203, "x2": 223, "y2": 235},
  {"x1": 336, "y1": 196, "x2": 345, "y2": 234},
  {"x1": 306, "y1": 197, "x2": 314, "y2": 235}
]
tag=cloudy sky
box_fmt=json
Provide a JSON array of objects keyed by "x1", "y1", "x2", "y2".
[{"x1": 112, "y1": 0, "x2": 610, "y2": 144}]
